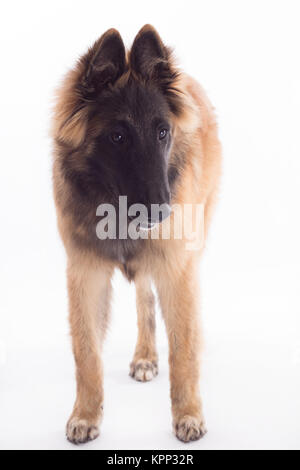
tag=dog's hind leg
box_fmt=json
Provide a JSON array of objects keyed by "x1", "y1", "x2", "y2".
[
  {"x1": 130, "y1": 275, "x2": 158, "y2": 382},
  {"x1": 66, "y1": 259, "x2": 113, "y2": 445}
]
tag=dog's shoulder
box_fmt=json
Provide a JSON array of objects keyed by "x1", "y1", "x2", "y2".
[{"x1": 179, "y1": 73, "x2": 217, "y2": 133}]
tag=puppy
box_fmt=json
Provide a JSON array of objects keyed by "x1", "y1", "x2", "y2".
[{"x1": 52, "y1": 25, "x2": 221, "y2": 444}]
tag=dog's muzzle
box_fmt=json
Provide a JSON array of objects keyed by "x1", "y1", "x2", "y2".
[{"x1": 139, "y1": 204, "x2": 172, "y2": 231}]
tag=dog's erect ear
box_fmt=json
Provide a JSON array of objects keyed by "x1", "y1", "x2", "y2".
[
  {"x1": 130, "y1": 25, "x2": 181, "y2": 114},
  {"x1": 53, "y1": 29, "x2": 126, "y2": 147},
  {"x1": 81, "y1": 29, "x2": 126, "y2": 97},
  {"x1": 130, "y1": 24, "x2": 169, "y2": 80},
  {"x1": 130, "y1": 25, "x2": 168, "y2": 78}
]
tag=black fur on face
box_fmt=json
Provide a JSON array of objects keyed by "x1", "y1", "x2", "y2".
[{"x1": 87, "y1": 78, "x2": 172, "y2": 214}]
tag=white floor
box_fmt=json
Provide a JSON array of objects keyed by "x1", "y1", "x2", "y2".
[
  {"x1": 1, "y1": 340, "x2": 299, "y2": 450},
  {"x1": 1, "y1": 267, "x2": 299, "y2": 450}
]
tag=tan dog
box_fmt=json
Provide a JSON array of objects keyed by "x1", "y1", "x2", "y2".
[{"x1": 52, "y1": 25, "x2": 221, "y2": 444}]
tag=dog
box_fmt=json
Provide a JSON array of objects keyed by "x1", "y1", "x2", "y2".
[{"x1": 52, "y1": 25, "x2": 221, "y2": 444}]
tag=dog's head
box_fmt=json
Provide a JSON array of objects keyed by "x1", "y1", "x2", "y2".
[{"x1": 54, "y1": 26, "x2": 184, "y2": 228}]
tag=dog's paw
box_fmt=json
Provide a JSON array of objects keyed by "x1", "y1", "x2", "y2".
[
  {"x1": 129, "y1": 359, "x2": 158, "y2": 382},
  {"x1": 174, "y1": 415, "x2": 207, "y2": 443},
  {"x1": 66, "y1": 417, "x2": 99, "y2": 445}
]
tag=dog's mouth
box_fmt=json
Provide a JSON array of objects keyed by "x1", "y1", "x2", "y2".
[
  {"x1": 138, "y1": 221, "x2": 158, "y2": 232},
  {"x1": 129, "y1": 205, "x2": 172, "y2": 232},
  {"x1": 127, "y1": 218, "x2": 158, "y2": 232}
]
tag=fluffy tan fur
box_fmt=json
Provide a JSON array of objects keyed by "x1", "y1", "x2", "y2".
[{"x1": 52, "y1": 27, "x2": 221, "y2": 444}]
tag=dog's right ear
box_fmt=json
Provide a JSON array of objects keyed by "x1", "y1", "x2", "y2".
[
  {"x1": 52, "y1": 29, "x2": 126, "y2": 147},
  {"x1": 80, "y1": 29, "x2": 126, "y2": 97}
]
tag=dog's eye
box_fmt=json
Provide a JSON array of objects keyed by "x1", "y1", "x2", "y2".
[
  {"x1": 110, "y1": 133, "x2": 124, "y2": 144},
  {"x1": 159, "y1": 129, "x2": 168, "y2": 140}
]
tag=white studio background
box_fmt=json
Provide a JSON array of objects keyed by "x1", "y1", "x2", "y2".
[{"x1": 0, "y1": 0, "x2": 299, "y2": 450}]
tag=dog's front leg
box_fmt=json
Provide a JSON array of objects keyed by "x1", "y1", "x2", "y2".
[
  {"x1": 66, "y1": 260, "x2": 113, "y2": 445},
  {"x1": 155, "y1": 259, "x2": 207, "y2": 443}
]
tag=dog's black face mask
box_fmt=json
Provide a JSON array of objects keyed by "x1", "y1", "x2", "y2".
[
  {"x1": 79, "y1": 26, "x2": 181, "y2": 229},
  {"x1": 88, "y1": 81, "x2": 172, "y2": 228}
]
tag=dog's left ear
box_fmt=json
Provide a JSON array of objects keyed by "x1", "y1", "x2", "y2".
[
  {"x1": 130, "y1": 25, "x2": 168, "y2": 77},
  {"x1": 130, "y1": 25, "x2": 181, "y2": 114}
]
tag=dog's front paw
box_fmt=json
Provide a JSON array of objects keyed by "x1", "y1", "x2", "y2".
[
  {"x1": 174, "y1": 415, "x2": 207, "y2": 443},
  {"x1": 66, "y1": 417, "x2": 99, "y2": 445},
  {"x1": 129, "y1": 358, "x2": 158, "y2": 382}
]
